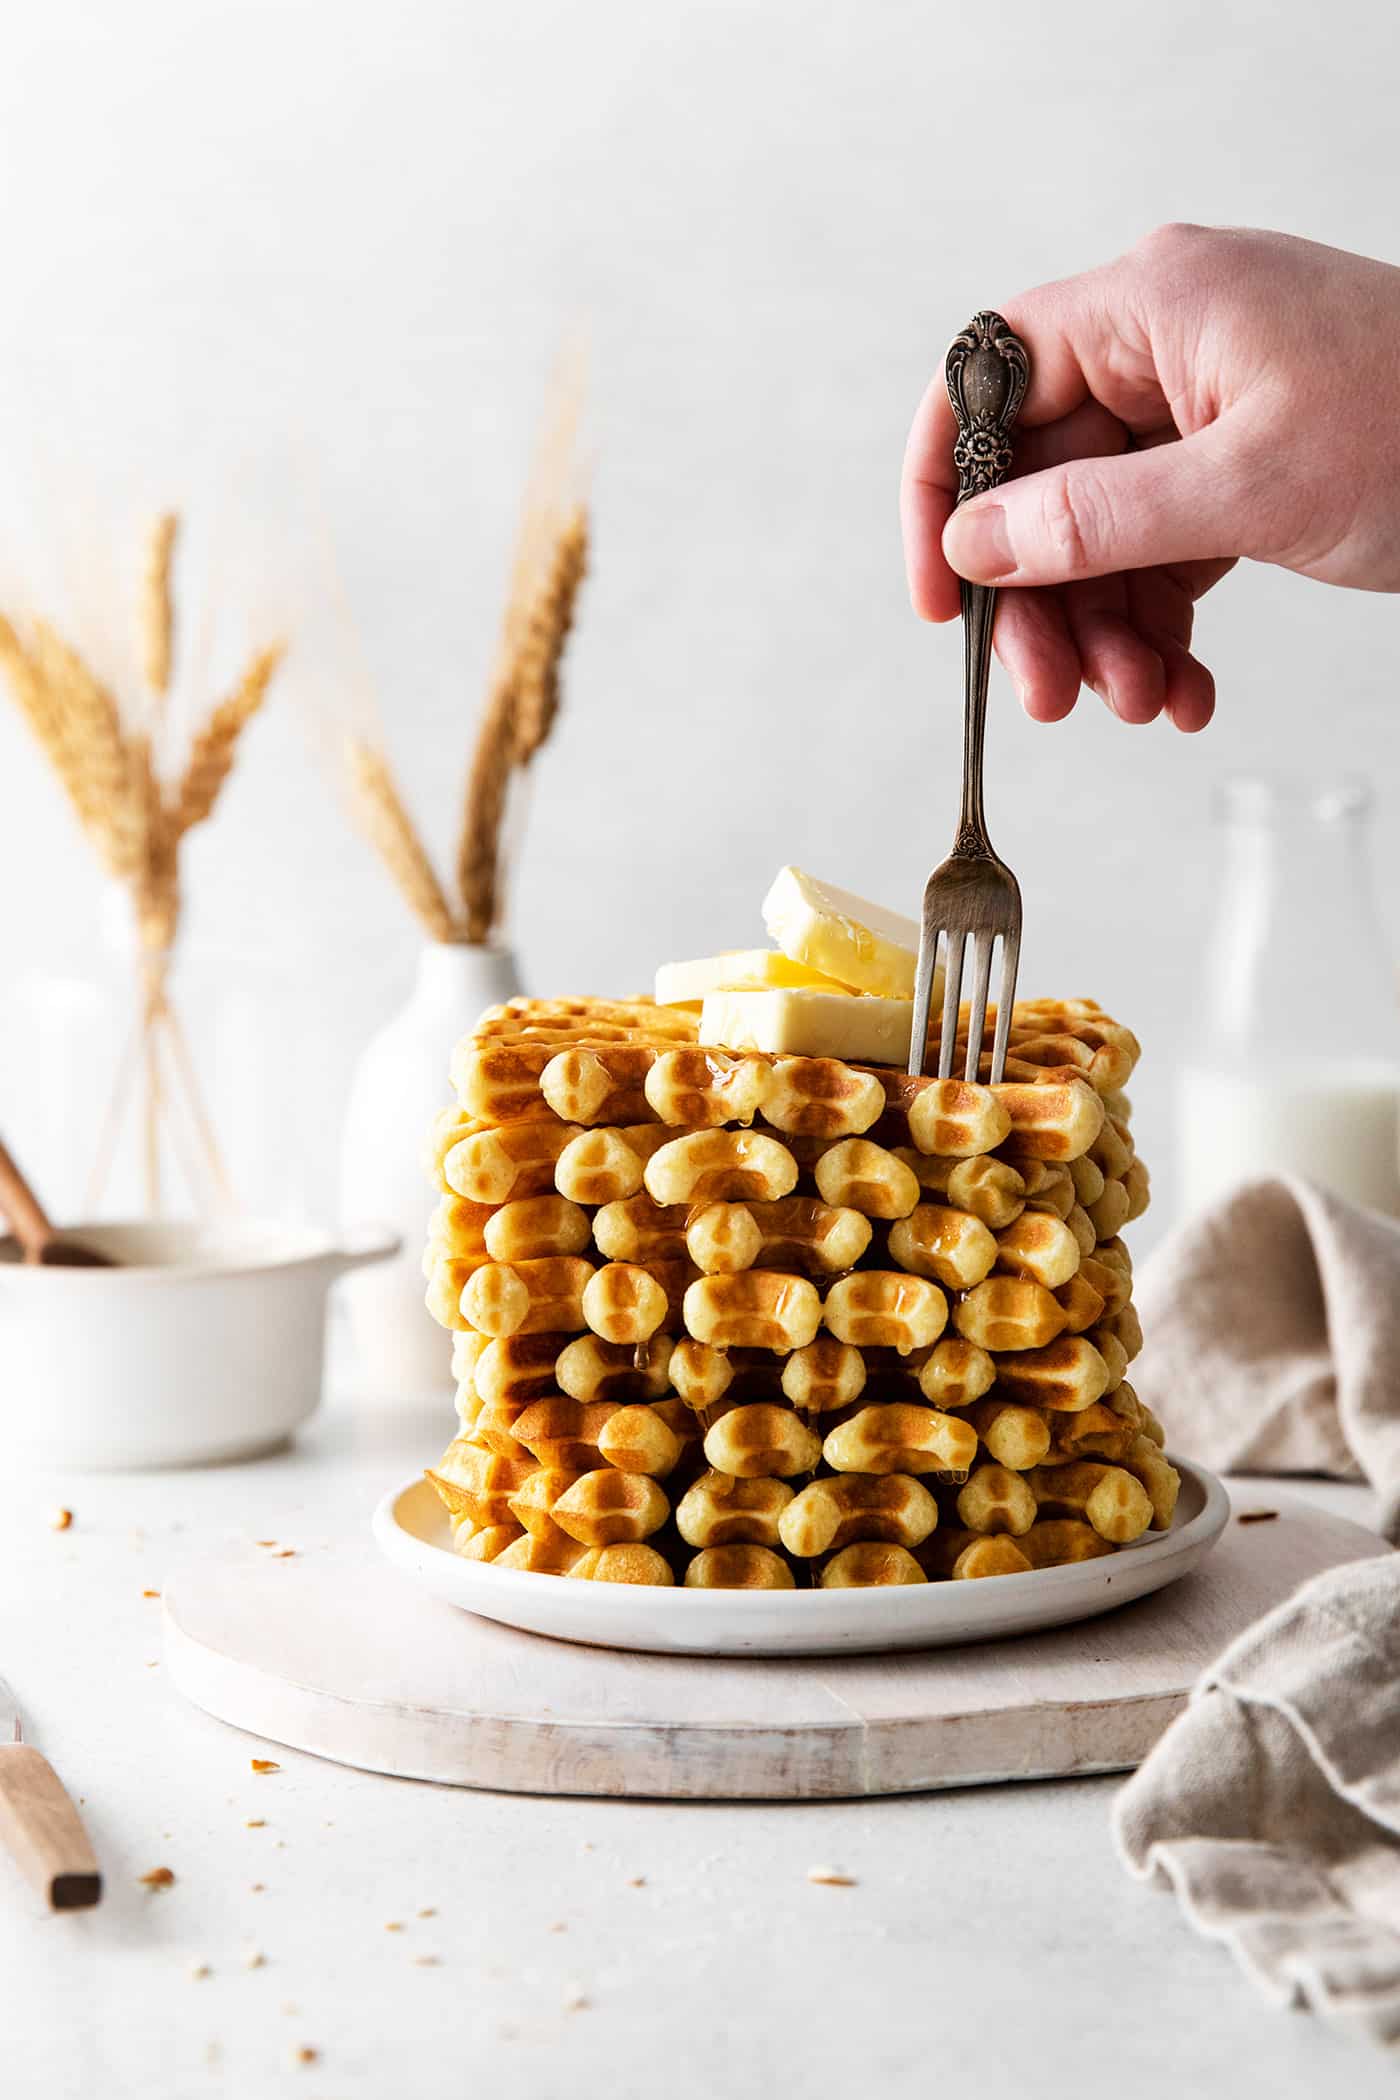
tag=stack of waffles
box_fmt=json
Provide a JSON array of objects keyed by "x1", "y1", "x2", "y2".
[{"x1": 422, "y1": 995, "x2": 1178, "y2": 1588}]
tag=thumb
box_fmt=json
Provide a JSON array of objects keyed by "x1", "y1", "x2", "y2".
[{"x1": 943, "y1": 422, "x2": 1248, "y2": 587}]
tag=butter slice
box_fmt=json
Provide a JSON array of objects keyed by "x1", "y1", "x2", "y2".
[
  {"x1": 762, "y1": 867, "x2": 920, "y2": 999},
  {"x1": 655, "y1": 949, "x2": 851, "y2": 1007},
  {"x1": 702, "y1": 988, "x2": 913, "y2": 1066}
]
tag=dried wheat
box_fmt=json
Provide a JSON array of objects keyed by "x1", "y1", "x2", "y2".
[
  {"x1": 30, "y1": 620, "x2": 142, "y2": 876},
  {"x1": 170, "y1": 642, "x2": 283, "y2": 839},
  {"x1": 4, "y1": 539, "x2": 280, "y2": 1217},
  {"x1": 512, "y1": 504, "x2": 588, "y2": 765},
  {"x1": 457, "y1": 671, "x2": 517, "y2": 943},
  {"x1": 142, "y1": 512, "x2": 178, "y2": 697},
  {"x1": 0, "y1": 616, "x2": 89, "y2": 817},
  {"x1": 446, "y1": 355, "x2": 589, "y2": 944},
  {"x1": 347, "y1": 739, "x2": 460, "y2": 942}
]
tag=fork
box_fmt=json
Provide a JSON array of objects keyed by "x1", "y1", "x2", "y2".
[{"x1": 909, "y1": 310, "x2": 1031, "y2": 1085}]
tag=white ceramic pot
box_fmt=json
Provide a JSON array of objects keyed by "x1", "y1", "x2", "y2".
[
  {"x1": 0, "y1": 1219, "x2": 398, "y2": 1470},
  {"x1": 339, "y1": 943, "x2": 521, "y2": 1393}
]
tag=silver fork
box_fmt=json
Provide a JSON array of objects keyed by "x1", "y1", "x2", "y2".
[{"x1": 909, "y1": 310, "x2": 1030, "y2": 1085}]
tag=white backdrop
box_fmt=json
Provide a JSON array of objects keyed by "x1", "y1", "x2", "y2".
[{"x1": 1, "y1": 0, "x2": 1397, "y2": 1238}]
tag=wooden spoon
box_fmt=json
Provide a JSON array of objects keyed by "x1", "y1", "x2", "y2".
[{"x1": 0, "y1": 1138, "x2": 117, "y2": 1268}]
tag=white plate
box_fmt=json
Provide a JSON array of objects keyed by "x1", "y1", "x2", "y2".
[{"x1": 372, "y1": 1457, "x2": 1229, "y2": 1657}]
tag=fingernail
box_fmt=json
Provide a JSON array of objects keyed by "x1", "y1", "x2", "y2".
[{"x1": 945, "y1": 502, "x2": 1014, "y2": 582}]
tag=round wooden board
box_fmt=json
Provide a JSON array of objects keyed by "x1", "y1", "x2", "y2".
[{"x1": 163, "y1": 1496, "x2": 1388, "y2": 1800}]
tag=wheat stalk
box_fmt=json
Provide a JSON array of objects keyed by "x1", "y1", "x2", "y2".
[
  {"x1": 447, "y1": 352, "x2": 587, "y2": 937},
  {"x1": 142, "y1": 511, "x2": 178, "y2": 698},
  {"x1": 126, "y1": 730, "x2": 159, "y2": 875},
  {"x1": 316, "y1": 356, "x2": 590, "y2": 951},
  {"x1": 453, "y1": 499, "x2": 589, "y2": 940},
  {"x1": 0, "y1": 524, "x2": 282, "y2": 1216},
  {"x1": 127, "y1": 734, "x2": 181, "y2": 951},
  {"x1": 30, "y1": 620, "x2": 143, "y2": 877},
  {"x1": 457, "y1": 669, "x2": 518, "y2": 943},
  {"x1": 502, "y1": 345, "x2": 587, "y2": 642},
  {"x1": 512, "y1": 503, "x2": 588, "y2": 765},
  {"x1": 347, "y1": 738, "x2": 460, "y2": 943},
  {"x1": 0, "y1": 616, "x2": 91, "y2": 820},
  {"x1": 168, "y1": 642, "x2": 283, "y2": 840}
]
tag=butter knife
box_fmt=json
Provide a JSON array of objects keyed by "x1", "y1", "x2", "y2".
[{"x1": 0, "y1": 1676, "x2": 101, "y2": 1908}]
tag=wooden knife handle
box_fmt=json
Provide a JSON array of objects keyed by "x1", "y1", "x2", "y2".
[
  {"x1": 0, "y1": 1137, "x2": 51, "y2": 1258},
  {"x1": 0, "y1": 1744, "x2": 101, "y2": 1908}
]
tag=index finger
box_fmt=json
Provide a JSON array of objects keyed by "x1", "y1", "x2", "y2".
[{"x1": 899, "y1": 369, "x2": 961, "y2": 621}]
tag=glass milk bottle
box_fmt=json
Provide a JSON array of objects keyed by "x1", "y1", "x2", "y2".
[{"x1": 1177, "y1": 776, "x2": 1400, "y2": 1218}]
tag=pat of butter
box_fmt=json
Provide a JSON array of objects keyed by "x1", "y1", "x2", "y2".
[
  {"x1": 655, "y1": 949, "x2": 852, "y2": 1006},
  {"x1": 701, "y1": 987, "x2": 914, "y2": 1066},
  {"x1": 762, "y1": 867, "x2": 920, "y2": 999}
]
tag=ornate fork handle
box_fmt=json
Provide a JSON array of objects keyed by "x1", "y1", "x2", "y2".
[{"x1": 945, "y1": 312, "x2": 1030, "y2": 850}]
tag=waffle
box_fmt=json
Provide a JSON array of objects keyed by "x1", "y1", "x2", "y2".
[{"x1": 423, "y1": 993, "x2": 1177, "y2": 1587}]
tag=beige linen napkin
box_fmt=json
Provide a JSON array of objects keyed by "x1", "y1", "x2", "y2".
[
  {"x1": 1134, "y1": 1175, "x2": 1400, "y2": 1541},
  {"x1": 1120, "y1": 1175, "x2": 1400, "y2": 2044},
  {"x1": 1114, "y1": 1551, "x2": 1400, "y2": 2047}
]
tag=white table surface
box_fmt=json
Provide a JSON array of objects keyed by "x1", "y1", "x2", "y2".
[{"x1": 1, "y1": 1335, "x2": 1391, "y2": 2100}]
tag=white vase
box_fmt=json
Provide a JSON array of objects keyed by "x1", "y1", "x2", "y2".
[{"x1": 339, "y1": 942, "x2": 522, "y2": 1393}]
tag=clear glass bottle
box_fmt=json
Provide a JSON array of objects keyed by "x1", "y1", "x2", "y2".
[
  {"x1": 0, "y1": 888, "x2": 306, "y2": 1223},
  {"x1": 1177, "y1": 775, "x2": 1400, "y2": 1218}
]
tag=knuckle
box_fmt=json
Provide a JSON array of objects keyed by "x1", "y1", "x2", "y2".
[
  {"x1": 1040, "y1": 469, "x2": 1103, "y2": 573},
  {"x1": 1133, "y1": 219, "x2": 1210, "y2": 264}
]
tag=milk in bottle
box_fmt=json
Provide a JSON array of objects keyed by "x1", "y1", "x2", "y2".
[{"x1": 1176, "y1": 778, "x2": 1400, "y2": 1219}]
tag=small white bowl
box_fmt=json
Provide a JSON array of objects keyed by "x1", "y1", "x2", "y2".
[{"x1": 0, "y1": 1219, "x2": 399, "y2": 1470}]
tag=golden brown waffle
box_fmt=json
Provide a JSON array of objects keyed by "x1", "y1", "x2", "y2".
[{"x1": 422, "y1": 992, "x2": 1175, "y2": 1587}]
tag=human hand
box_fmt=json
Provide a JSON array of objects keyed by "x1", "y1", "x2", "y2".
[{"x1": 900, "y1": 225, "x2": 1400, "y2": 729}]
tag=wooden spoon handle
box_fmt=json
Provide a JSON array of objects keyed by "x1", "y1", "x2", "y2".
[
  {"x1": 0, "y1": 1744, "x2": 101, "y2": 1908},
  {"x1": 0, "y1": 1138, "x2": 51, "y2": 1258}
]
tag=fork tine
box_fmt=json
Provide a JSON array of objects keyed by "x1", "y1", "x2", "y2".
[
  {"x1": 989, "y1": 925, "x2": 1020, "y2": 1083},
  {"x1": 963, "y1": 932, "x2": 994, "y2": 1082},
  {"x1": 908, "y1": 926, "x2": 940, "y2": 1078},
  {"x1": 936, "y1": 929, "x2": 966, "y2": 1080}
]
